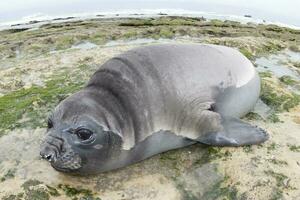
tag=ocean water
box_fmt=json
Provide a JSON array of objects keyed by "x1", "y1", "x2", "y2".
[{"x1": 0, "y1": 0, "x2": 300, "y2": 30}]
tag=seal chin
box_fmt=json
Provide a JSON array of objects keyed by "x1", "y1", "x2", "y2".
[
  {"x1": 51, "y1": 150, "x2": 83, "y2": 173},
  {"x1": 51, "y1": 164, "x2": 81, "y2": 173}
]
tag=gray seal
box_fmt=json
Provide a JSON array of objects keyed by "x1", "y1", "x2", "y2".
[{"x1": 40, "y1": 44, "x2": 268, "y2": 175}]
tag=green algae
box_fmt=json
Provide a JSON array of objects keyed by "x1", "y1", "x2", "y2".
[
  {"x1": 243, "y1": 145, "x2": 253, "y2": 153},
  {"x1": 24, "y1": 188, "x2": 49, "y2": 200},
  {"x1": 18, "y1": 180, "x2": 99, "y2": 200},
  {"x1": 1, "y1": 16, "x2": 299, "y2": 60},
  {"x1": 264, "y1": 170, "x2": 289, "y2": 188},
  {"x1": 244, "y1": 112, "x2": 263, "y2": 121},
  {"x1": 205, "y1": 37, "x2": 285, "y2": 58},
  {"x1": 270, "y1": 188, "x2": 284, "y2": 200},
  {"x1": 54, "y1": 36, "x2": 76, "y2": 50},
  {"x1": 239, "y1": 47, "x2": 255, "y2": 60},
  {"x1": 159, "y1": 152, "x2": 181, "y2": 162},
  {"x1": 193, "y1": 147, "x2": 232, "y2": 167},
  {"x1": 259, "y1": 77, "x2": 299, "y2": 123},
  {"x1": 279, "y1": 75, "x2": 298, "y2": 86},
  {"x1": 264, "y1": 170, "x2": 292, "y2": 200},
  {"x1": 291, "y1": 61, "x2": 300, "y2": 68},
  {"x1": 21, "y1": 180, "x2": 49, "y2": 200},
  {"x1": 123, "y1": 30, "x2": 138, "y2": 39},
  {"x1": 58, "y1": 184, "x2": 93, "y2": 198},
  {"x1": 207, "y1": 147, "x2": 232, "y2": 160},
  {"x1": 259, "y1": 71, "x2": 273, "y2": 78},
  {"x1": 209, "y1": 19, "x2": 224, "y2": 27},
  {"x1": 0, "y1": 72, "x2": 85, "y2": 135},
  {"x1": 267, "y1": 158, "x2": 288, "y2": 166},
  {"x1": 267, "y1": 142, "x2": 278, "y2": 152},
  {"x1": 119, "y1": 19, "x2": 154, "y2": 27},
  {"x1": 267, "y1": 113, "x2": 281, "y2": 123},
  {"x1": 288, "y1": 144, "x2": 300, "y2": 152},
  {"x1": 201, "y1": 176, "x2": 239, "y2": 200},
  {"x1": 46, "y1": 185, "x2": 60, "y2": 197},
  {"x1": 5, "y1": 28, "x2": 30, "y2": 34},
  {"x1": 159, "y1": 150, "x2": 184, "y2": 175},
  {"x1": 21, "y1": 179, "x2": 43, "y2": 190},
  {"x1": 264, "y1": 25, "x2": 285, "y2": 33},
  {"x1": 119, "y1": 16, "x2": 202, "y2": 27},
  {"x1": 1, "y1": 168, "x2": 16, "y2": 182},
  {"x1": 158, "y1": 27, "x2": 174, "y2": 38},
  {"x1": 260, "y1": 81, "x2": 300, "y2": 112},
  {"x1": 250, "y1": 111, "x2": 280, "y2": 123},
  {"x1": 256, "y1": 41, "x2": 286, "y2": 55},
  {"x1": 2, "y1": 193, "x2": 24, "y2": 200}
]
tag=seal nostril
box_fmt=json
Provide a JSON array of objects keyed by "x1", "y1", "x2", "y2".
[
  {"x1": 46, "y1": 155, "x2": 52, "y2": 160},
  {"x1": 40, "y1": 151, "x2": 55, "y2": 162}
]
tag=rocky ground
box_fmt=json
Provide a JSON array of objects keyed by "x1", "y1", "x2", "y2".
[{"x1": 0, "y1": 16, "x2": 299, "y2": 200}]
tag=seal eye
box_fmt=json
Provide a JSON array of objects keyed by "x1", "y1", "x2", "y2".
[
  {"x1": 76, "y1": 128, "x2": 93, "y2": 141},
  {"x1": 47, "y1": 119, "x2": 53, "y2": 129}
]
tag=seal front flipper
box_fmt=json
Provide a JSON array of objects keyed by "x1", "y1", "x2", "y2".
[{"x1": 197, "y1": 116, "x2": 269, "y2": 146}]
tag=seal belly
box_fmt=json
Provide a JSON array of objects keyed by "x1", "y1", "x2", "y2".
[
  {"x1": 119, "y1": 130, "x2": 196, "y2": 166},
  {"x1": 99, "y1": 130, "x2": 195, "y2": 172},
  {"x1": 133, "y1": 130, "x2": 196, "y2": 159}
]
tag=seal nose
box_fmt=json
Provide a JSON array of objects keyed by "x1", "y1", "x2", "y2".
[
  {"x1": 40, "y1": 146, "x2": 56, "y2": 162},
  {"x1": 41, "y1": 152, "x2": 55, "y2": 162},
  {"x1": 40, "y1": 131, "x2": 64, "y2": 162}
]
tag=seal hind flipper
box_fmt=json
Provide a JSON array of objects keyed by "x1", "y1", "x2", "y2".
[{"x1": 196, "y1": 116, "x2": 269, "y2": 146}]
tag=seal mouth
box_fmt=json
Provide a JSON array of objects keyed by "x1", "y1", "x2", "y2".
[
  {"x1": 40, "y1": 132, "x2": 83, "y2": 173},
  {"x1": 51, "y1": 150, "x2": 83, "y2": 172}
]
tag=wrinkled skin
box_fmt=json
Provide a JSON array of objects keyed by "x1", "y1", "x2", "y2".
[{"x1": 40, "y1": 88, "x2": 123, "y2": 174}]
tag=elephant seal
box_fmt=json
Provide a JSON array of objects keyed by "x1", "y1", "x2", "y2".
[{"x1": 40, "y1": 44, "x2": 268, "y2": 175}]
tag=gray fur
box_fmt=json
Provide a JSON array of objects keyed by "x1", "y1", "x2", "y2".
[{"x1": 40, "y1": 44, "x2": 268, "y2": 175}]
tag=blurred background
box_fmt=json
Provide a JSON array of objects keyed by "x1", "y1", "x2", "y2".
[{"x1": 1, "y1": 0, "x2": 300, "y2": 27}]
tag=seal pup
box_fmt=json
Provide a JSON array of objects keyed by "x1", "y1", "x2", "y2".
[{"x1": 40, "y1": 44, "x2": 268, "y2": 175}]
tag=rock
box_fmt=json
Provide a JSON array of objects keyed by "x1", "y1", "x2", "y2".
[{"x1": 178, "y1": 163, "x2": 224, "y2": 199}]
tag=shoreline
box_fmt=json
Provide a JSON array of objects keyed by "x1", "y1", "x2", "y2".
[{"x1": 1, "y1": 9, "x2": 300, "y2": 32}]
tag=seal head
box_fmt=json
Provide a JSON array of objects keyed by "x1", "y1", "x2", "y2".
[{"x1": 40, "y1": 87, "x2": 122, "y2": 174}]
